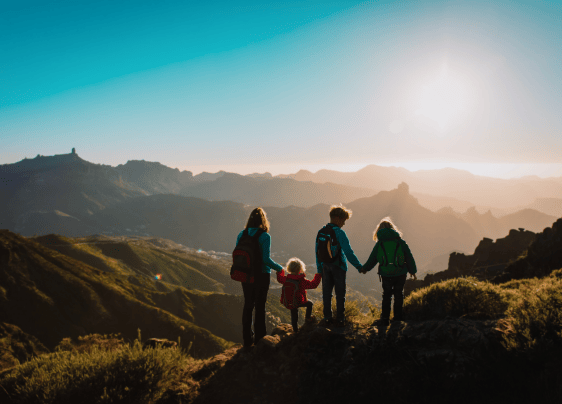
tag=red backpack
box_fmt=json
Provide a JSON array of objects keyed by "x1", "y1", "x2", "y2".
[
  {"x1": 230, "y1": 229, "x2": 264, "y2": 283},
  {"x1": 281, "y1": 278, "x2": 301, "y2": 309}
]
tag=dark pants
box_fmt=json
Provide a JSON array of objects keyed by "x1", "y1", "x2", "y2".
[
  {"x1": 322, "y1": 263, "x2": 346, "y2": 321},
  {"x1": 290, "y1": 300, "x2": 313, "y2": 332},
  {"x1": 241, "y1": 273, "x2": 270, "y2": 346},
  {"x1": 381, "y1": 274, "x2": 407, "y2": 320}
]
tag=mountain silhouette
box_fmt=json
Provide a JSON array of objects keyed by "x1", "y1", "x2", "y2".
[
  {"x1": 278, "y1": 164, "x2": 562, "y2": 208},
  {"x1": 179, "y1": 172, "x2": 376, "y2": 207},
  {"x1": 437, "y1": 206, "x2": 557, "y2": 241}
]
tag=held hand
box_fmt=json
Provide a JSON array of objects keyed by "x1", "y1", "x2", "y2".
[{"x1": 410, "y1": 273, "x2": 417, "y2": 280}]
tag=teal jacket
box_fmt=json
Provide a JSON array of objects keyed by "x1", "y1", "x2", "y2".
[
  {"x1": 315, "y1": 223, "x2": 363, "y2": 273},
  {"x1": 363, "y1": 228, "x2": 417, "y2": 277},
  {"x1": 236, "y1": 228, "x2": 283, "y2": 274}
]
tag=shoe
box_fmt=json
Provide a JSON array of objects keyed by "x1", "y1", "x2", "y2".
[
  {"x1": 334, "y1": 319, "x2": 345, "y2": 328},
  {"x1": 305, "y1": 315, "x2": 317, "y2": 323},
  {"x1": 391, "y1": 317, "x2": 403, "y2": 323},
  {"x1": 320, "y1": 318, "x2": 333, "y2": 326},
  {"x1": 377, "y1": 318, "x2": 390, "y2": 327}
]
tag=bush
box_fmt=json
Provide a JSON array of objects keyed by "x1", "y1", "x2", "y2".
[
  {"x1": 0, "y1": 334, "x2": 199, "y2": 404},
  {"x1": 55, "y1": 333, "x2": 125, "y2": 354},
  {"x1": 498, "y1": 275, "x2": 562, "y2": 351},
  {"x1": 404, "y1": 277, "x2": 509, "y2": 320}
]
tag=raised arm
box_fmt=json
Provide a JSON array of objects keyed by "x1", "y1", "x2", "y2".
[{"x1": 301, "y1": 273, "x2": 322, "y2": 289}]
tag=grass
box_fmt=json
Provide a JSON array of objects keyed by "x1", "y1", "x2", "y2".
[
  {"x1": 311, "y1": 298, "x2": 381, "y2": 325},
  {"x1": 497, "y1": 269, "x2": 562, "y2": 352},
  {"x1": 404, "y1": 277, "x2": 509, "y2": 320},
  {"x1": 0, "y1": 332, "x2": 202, "y2": 404}
]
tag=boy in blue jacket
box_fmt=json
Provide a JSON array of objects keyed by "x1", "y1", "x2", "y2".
[{"x1": 315, "y1": 205, "x2": 363, "y2": 327}]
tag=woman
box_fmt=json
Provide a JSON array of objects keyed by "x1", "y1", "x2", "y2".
[
  {"x1": 236, "y1": 207, "x2": 283, "y2": 347},
  {"x1": 361, "y1": 217, "x2": 417, "y2": 326}
]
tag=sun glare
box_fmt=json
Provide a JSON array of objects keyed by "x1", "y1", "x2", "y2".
[{"x1": 414, "y1": 64, "x2": 470, "y2": 131}]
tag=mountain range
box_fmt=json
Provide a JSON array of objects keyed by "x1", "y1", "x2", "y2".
[{"x1": 280, "y1": 165, "x2": 562, "y2": 209}]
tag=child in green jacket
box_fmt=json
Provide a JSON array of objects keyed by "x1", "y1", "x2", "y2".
[{"x1": 362, "y1": 217, "x2": 417, "y2": 325}]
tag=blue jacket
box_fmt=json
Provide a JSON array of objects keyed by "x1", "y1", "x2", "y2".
[
  {"x1": 315, "y1": 223, "x2": 362, "y2": 273},
  {"x1": 236, "y1": 228, "x2": 283, "y2": 274}
]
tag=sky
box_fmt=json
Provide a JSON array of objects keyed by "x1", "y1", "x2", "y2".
[{"x1": 1, "y1": 0, "x2": 562, "y2": 178}]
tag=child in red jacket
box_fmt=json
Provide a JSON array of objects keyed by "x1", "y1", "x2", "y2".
[{"x1": 277, "y1": 258, "x2": 322, "y2": 332}]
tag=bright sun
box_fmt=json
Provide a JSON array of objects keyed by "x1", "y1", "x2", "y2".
[{"x1": 414, "y1": 64, "x2": 469, "y2": 131}]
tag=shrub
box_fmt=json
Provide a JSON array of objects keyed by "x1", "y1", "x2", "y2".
[
  {"x1": 404, "y1": 277, "x2": 509, "y2": 320},
  {"x1": 56, "y1": 333, "x2": 125, "y2": 354},
  {"x1": 0, "y1": 335, "x2": 199, "y2": 404},
  {"x1": 498, "y1": 276, "x2": 562, "y2": 351}
]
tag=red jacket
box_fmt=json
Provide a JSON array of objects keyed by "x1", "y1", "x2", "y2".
[{"x1": 277, "y1": 271, "x2": 322, "y2": 306}]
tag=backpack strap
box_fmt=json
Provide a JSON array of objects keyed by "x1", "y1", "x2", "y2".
[{"x1": 379, "y1": 241, "x2": 390, "y2": 267}]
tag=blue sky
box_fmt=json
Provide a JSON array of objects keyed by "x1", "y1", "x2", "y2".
[{"x1": 1, "y1": 0, "x2": 561, "y2": 177}]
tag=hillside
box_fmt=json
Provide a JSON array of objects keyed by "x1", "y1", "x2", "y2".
[
  {"x1": 33, "y1": 234, "x2": 233, "y2": 294},
  {"x1": 3, "y1": 268, "x2": 562, "y2": 403},
  {"x1": 0, "y1": 230, "x2": 240, "y2": 359}
]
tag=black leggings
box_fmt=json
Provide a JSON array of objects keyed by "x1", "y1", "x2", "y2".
[
  {"x1": 291, "y1": 300, "x2": 313, "y2": 332},
  {"x1": 381, "y1": 274, "x2": 407, "y2": 320},
  {"x1": 241, "y1": 273, "x2": 270, "y2": 346}
]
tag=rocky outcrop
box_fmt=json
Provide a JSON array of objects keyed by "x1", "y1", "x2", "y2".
[
  {"x1": 189, "y1": 318, "x2": 505, "y2": 404},
  {"x1": 406, "y1": 228, "x2": 536, "y2": 295},
  {"x1": 493, "y1": 218, "x2": 562, "y2": 283}
]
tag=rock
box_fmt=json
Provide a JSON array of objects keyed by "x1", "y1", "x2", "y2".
[
  {"x1": 271, "y1": 324, "x2": 293, "y2": 338},
  {"x1": 254, "y1": 335, "x2": 280, "y2": 356}
]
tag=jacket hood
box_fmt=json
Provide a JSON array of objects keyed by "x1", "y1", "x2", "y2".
[
  {"x1": 377, "y1": 228, "x2": 401, "y2": 241},
  {"x1": 287, "y1": 273, "x2": 306, "y2": 279}
]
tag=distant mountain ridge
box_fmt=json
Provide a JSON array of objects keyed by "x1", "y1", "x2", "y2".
[
  {"x1": 277, "y1": 164, "x2": 562, "y2": 209},
  {"x1": 179, "y1": 172, "x2": 376, "y2": 207},
  {"x1": 436, "y1": 206, "x2": 557, "y2": 241}
]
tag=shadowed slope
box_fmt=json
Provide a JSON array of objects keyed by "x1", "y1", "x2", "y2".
[{"x1": 0, "y1": 230, "x2": 234, "y2": 358}]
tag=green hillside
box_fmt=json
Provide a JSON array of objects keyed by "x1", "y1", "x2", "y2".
[{"x1": 0, "y1": 230, "x2": 235, "y2": 359}]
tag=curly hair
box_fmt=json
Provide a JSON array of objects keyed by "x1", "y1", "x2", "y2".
[
  {"x1": 373, "y1": 216, "x2": 403, "y2": 241},
  {"x1": 287, "y1": 257, "x2": 305, "y2": 274},
  {"x1": 245, "y1": 207, "x2": 270, "y2": 233}
]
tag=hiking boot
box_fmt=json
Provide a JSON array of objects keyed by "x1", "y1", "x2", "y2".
[
  {"x1": 320, "y1": 318, "x2": 333, "y2": 327},
  {"x1": 376, "y1": 318, "x2": 390, "y2": 327},
  {"x1": 391, "y1": 317, "x2": 403, "y2": 323},
  {"x1": 334, "y1": 319, "x2": 345, "y2": 328},
  {"x1": 305, "y1": 315, "x2": 317, "y2": 323}
]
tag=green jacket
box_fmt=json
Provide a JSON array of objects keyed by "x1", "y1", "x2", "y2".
[{"x1": 362, "y1": 228, "x2": 417, "y2": 277}]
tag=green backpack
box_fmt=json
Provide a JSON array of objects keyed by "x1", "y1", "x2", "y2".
[{"x1": 377, "y1": 240, "x2": 406, "y2": 276}]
